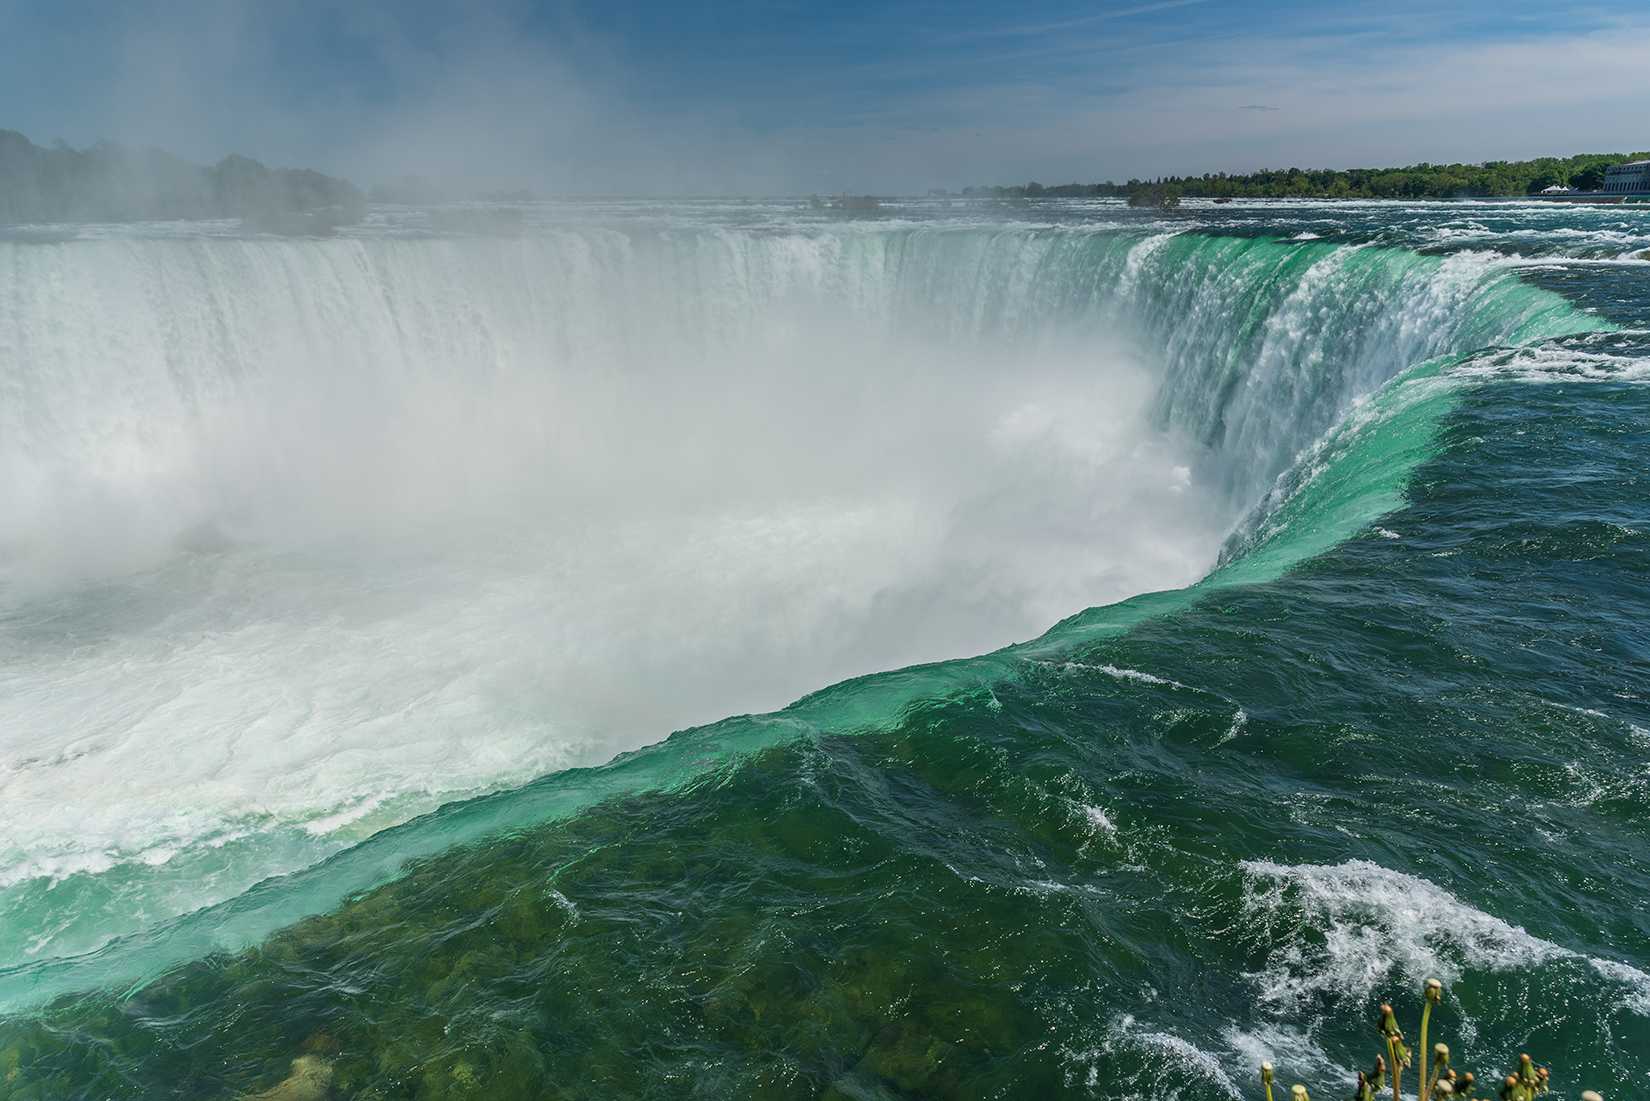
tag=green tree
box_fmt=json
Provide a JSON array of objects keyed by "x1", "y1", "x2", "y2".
[{"x1": 1569, "y1": 162, "x2": 1609, "y2": 191}]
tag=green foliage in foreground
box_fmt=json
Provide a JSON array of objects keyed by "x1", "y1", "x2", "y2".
[
  {"x1": 959, "y1": 151, "x2": 1650, "y2": 206},
  {"x1": 0, "y1": 714, "x2": 1627, "y2": 1100},
  {"x1": 1, "y1": 551, "x2": 1641, "y2": 1101},
  {"x1": 1263, "y1": 981, "x2": 1603, "y2": 1101}
]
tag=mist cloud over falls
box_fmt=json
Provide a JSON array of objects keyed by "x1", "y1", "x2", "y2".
[
  {"x1": 0, "y1": 226, "x2": 1230, "y2": 943},
  {"x1": 0, "y1": 209, "x2": 1590, "y2": 969}
]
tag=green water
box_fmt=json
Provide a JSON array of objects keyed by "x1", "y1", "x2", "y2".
[{"x1": 3, "y1": 203, "x2": 1648, "y2": 1100}]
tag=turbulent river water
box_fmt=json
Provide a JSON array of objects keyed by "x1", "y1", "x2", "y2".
[{"x1": 1, "y1": 197, "x2": 1647, "y2": 1100}]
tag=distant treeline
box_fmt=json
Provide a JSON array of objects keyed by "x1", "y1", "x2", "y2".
[
  {"x1": 0, "y1": 130, "x2": 364, "y2": 227},
  {"x1": 961, "y1": 152, "x2": 1650, "y2": 206}
]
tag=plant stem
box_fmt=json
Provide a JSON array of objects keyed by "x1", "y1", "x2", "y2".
[{"x1": 1418, "y1": 1002, "x2": 1432, "y2": 1101}]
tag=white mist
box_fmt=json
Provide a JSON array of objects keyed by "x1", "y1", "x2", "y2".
[{"x1": 0, "y1": 223, "x2": 1236, "y2": 960}]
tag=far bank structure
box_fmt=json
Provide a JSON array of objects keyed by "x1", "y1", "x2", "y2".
[
  {"x1": 1602, "y1": 159, "x2": 1650, "y2": 194},
  {"x1": 1540, "y1": 159, "x2": 1650, "y2": 202}
]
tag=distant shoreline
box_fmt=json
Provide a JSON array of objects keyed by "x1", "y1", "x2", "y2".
[{"x1": 947, "y1": 153, "x2": 1650, "y2": 207}]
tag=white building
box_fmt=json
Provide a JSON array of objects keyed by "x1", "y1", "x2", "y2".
[{"x1": 1602, "y1": 159, "x2": 1650, "y2": 194}]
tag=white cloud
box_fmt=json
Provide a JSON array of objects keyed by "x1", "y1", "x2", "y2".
[{"x1": 5, "y1": 0, "x2": 1650, "y2": 194}]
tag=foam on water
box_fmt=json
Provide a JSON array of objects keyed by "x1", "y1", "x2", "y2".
[
  {"x1": 0, "y1": 230, "x2": 1218, "y2": 956},
  {"x1": 0, "y1": 216, "x2": 1603, "y2": 973},
  {"x1": 1217, "y1": 859, "x2": 1650, "y2": 1096},
  {"x1": 1449, "y1": 334, "x2": 1650, "y2": 384},
  {"x1": 1067, "y1": 1017, "x2": 1243, "y2": 1100},
  {"x1": 1237, "y1": 859, "x2": 1650, "y2": 1016}
]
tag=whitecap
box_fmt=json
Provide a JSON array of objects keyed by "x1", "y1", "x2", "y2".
[{"x1": 1237, "y1": 859, "x2": 1650, "y2": 1016}]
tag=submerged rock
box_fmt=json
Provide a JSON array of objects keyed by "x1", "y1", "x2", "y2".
[{"x1": 244, "y1": 1054, "x2": 332, "y2": 1101}]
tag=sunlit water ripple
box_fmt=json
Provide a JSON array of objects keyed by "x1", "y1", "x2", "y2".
[{"x1": 0, "y1": 197, "x2": 1646, "y2": 1100}]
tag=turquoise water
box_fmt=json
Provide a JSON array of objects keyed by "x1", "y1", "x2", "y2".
[{"x1": 1, "y1": 199, "x2": 1647, "y2": 1099}]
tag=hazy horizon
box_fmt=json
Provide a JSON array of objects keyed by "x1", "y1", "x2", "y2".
[{"x1": 3, "y1": 0, "x2": 1649, "y2": 199}]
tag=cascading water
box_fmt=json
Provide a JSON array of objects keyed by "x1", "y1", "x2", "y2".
[
  {"x1": 1, "y1": 200, "x2": 1645, "y2": 1100},
  {"x1": 0, "y1": 225, "x2": 1578, "y2": 958}
]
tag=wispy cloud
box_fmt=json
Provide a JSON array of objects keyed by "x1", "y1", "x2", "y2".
[{"x1": 3, "y1": 0, "x2": 1650, "y2": 194}]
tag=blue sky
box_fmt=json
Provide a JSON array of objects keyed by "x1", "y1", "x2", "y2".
[{"x1": 2, "y1": 0, "x2": 1648, "y2": 194}]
